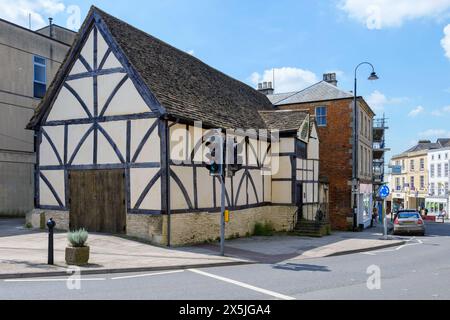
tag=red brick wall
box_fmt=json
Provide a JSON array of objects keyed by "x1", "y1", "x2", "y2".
[{"x1": 278, "y1": 98, "x2": 353, "y2": 230}]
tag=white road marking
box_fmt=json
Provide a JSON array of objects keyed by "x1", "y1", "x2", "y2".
[
  {"x1": 360, "y1": 237, "x2": 423, "y2": 256},
  {"x1": 188, "y1": 268, "x2": 296, "y2": 300},
  {"x1": 111, "y1": 270, "x2": 184, "y2": 280},
  {"x1": 5, "y1": 278, "x2": 105, "y2": 282}
]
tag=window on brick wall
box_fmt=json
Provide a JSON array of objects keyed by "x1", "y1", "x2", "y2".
[{"x1": 315, "y1": 106, "x2": 327, "y2": 126}]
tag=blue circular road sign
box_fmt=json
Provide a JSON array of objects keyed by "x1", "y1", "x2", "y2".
[{"x1": 379, "y1": 185, "x2": 390, "y2": 198}]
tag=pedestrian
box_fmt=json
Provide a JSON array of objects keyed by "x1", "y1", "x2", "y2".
[{"x1": 371, "y1": 207, "x2": 378, "y2": 228}]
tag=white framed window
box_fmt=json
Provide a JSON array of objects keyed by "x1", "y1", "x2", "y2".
[{"x1": 315, "y1": 106, "x2": 327, "y2": 126}]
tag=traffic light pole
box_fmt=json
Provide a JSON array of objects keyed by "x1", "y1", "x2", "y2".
[
  {"x1": 220, "y1": 174, "x2": 226, "y2": 256},
  {"x1": 219, "y1": 134, "x2": 226, "y2": 256}
]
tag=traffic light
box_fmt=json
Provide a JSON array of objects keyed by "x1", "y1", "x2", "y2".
[{"x1": 205, "y1": 131, "x2": 223, "y2": 177}]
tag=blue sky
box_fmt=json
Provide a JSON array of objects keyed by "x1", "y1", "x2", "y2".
[{"x1": 2, "y1": 0, "x2": 450, "y2": 160}]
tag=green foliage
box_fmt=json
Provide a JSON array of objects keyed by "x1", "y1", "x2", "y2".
[
  {"x1": 67, "y1": 228, "x2": 89, "y2": 247},
  {"x1": 25, "y1": 222, "x2": 33, "y2": 229},
  {"x1": 253, "y1": 222, "x2": 274, "y2": 236}
]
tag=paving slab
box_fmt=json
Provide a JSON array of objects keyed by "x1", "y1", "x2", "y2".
[{"x1": 0, "y1": 228, "x2": 249, "y2": 279}]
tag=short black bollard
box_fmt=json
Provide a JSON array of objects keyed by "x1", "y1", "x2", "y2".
[{"x1": 47, "y1": 218, "x2": 56, "y2": 265}]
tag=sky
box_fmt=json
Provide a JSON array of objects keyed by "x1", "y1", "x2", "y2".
[{"x1": 1, "y1": 0, "x2": 450, "y2": 161}]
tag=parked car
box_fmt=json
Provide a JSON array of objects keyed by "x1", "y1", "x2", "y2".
[{"x1": 393, "y1": 210, "x2": 425, "y2": 236}]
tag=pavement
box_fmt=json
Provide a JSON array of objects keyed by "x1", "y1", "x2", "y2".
[
  {"x1": 1, "y1": 222, "x2": 448, "y2": 300},
  {"x1": 0, "y1": 218, "x2": 405, "y2": 279}
]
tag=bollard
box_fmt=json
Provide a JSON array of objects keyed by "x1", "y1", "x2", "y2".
[{"x1": 47, "y1": 218, "x2": 56, "y2": 265}]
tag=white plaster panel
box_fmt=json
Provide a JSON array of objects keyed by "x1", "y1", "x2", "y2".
[
  {"x1": 98, "y1": 121, "x2": 127, "y2": 164},
  {"x1": 67, "y1": 124, "x2": 93, "y2": 165},
  {"x1": 272, "y1": 181, "x2": 291, "y2": 204},
  {"x1": 197, "y1": 167, "x2": 214, "y2": 209},
  {"x1": 97, "y1": 30, "x2": 109, "y2": 65},
  {"x1": 80, "y1": 28, "x2": 94, "y2": 69},
  {"x1": 66, "y1": 77, "x2": 94, "y2": 116},
  {"x1": 248, "y1": 170, "x2": 262, "y2": 204},
  {"x1": 170, "y1": 124, "x2": 189, "y2": 162},
  {"x1": 248, "y1": 138, "x2": 259, "y2": 167},
  {"x1": 280, "y1": 137, "x2": 294, "y2": 153},
  {"x1": 46, "y1": 86, "x2": 90, "y2": 121},
  {"x1": 97, "y1": 72, "x2": 127, "y2": 113},
  {"x1": 272, "y1": 156, "x2": 291, "y2": 179},
  {"x1": 215, "y1": 175, "x2": 233, "y2": 208},
  {"x1": 103, "y1": 78, "x2": 150, "y2": 116},
  {"x1": 101, "y1": 51, "x2": 121, "y2": 70},
  {"x1": 40, "y1": 170, "x2": 65, "y2": 207},
  {"x1": 171, "y1": 166, "x2": 194, "y2": 210},
  {"x1": 264, "y1": 175, "x2": 272, "y2": 202},
  {"x1": 233, "y1": 170, "x2": 246, "y2": 206},
  {"x1": 69, "y1": 59, "x2": 88, "y2": 75},
  {"x1": 131, "y1": 118, "x2": 160, "y2": 163},
  {"x1": 97, "y1": 129, "x2": 121, "y2": 164},
  {"x1": 40, "y1": 126, "x2": 64, "y2": 166},
  {"x1": 130, "y1": 168, "x2": 160, "y2": 210}
]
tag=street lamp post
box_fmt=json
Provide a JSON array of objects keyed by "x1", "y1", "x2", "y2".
[{"x1": 353, "y1": 62, "x2": 379, "y2": 231}]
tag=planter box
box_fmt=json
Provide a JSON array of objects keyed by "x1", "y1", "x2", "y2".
[{"x1": 65, "y1": 246, "x2": 90, "y2": 266}]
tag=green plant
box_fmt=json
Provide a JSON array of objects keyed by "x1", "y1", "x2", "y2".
[
  {"x1": 253, "y1": 222, "x2": 274, "y2": 236},
  {"x1": 25, "y1": 222, "x2": 33, "y2": 229},
  {"x1": 67, "y1": 228, "x2": 89, "y2": 247}
]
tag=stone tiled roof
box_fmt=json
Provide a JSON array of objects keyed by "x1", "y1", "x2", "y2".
[
  {"x1": 28, "y1": 6, "x2": 275, "y2": 130},
  {"x1": 267, "y1": 81, "x2": 354, "y2": 105},
  {"x1": 258, "y1": 110, "x2": 308, "y2": 131}
]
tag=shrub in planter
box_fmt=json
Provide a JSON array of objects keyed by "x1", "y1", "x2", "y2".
[{"x1": 65, "y1": 228, "x2": 90, "y2": 266}]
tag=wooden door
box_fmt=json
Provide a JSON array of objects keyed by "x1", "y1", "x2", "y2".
[{"x1": 69, "y1": 169, "x2": 126, "y2": 234}]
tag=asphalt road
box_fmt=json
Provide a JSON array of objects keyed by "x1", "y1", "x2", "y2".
[{"x1": 1, "y1": 222, "x2": 449, "y2": 300}]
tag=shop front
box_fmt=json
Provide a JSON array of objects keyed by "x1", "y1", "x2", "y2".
[
  {"x1": 358, "y1": 183, "x2": 373, "y2": 228},
  {"x1": 392, "y1": 192, "x2": 405, "y2": 213},
  {"x1": 425, "y1": 198, "x2": 448, "y2": 216}
]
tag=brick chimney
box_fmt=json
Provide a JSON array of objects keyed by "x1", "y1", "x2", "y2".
[{"x1": 323, "y1": 73, "x2": 338, "y2": 86}]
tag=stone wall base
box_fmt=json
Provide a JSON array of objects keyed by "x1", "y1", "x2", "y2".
[{"x1": 26, "y1": 205, "x2": 297, "y2": 246}]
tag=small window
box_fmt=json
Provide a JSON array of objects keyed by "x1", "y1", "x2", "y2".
[
  {"x1": 420, "y1": 158, "x2": 424, "y2": 171},
  {"x1": 295, "y1": 139, "x2": 307, "y2": 159},
  {"x1": 438, "y1": 164, "x2": 442, "y2": 177},
  {"x1": 315, "y1": 106, "x2": 327, "y2": 127},
  {"x1": 431, "y1": 164, "x2": 435, "y2": 178},
  {"x1": 33, "y1": 55, "x2": 46, "y2": 98},
  {"x1": 445, "y1": 163, "x2": 449, "y2": 177},
  {"x1": 420, "y1": 176, "x2": 424, "y2": 189}
]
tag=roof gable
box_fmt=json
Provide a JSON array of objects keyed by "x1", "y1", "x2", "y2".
[{"x1": 268, "y1": 81, "x2": 354, "y2": 105}]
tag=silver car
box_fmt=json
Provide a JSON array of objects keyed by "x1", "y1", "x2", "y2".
[{"x1": 393, "y1": 210, "x2": 425, "y2": 236}]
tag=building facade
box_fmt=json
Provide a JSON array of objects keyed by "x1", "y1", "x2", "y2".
[
  {"x1": 266, "y1": 74, "x2": 375, "y2": 230},
  {"x1": 0, "y1": 18, "x2": 75, "y2": 216},
  {"x1": 426, "y1": 147, "x2": 450, "y2": 216},
  {"x1": 26, "y1": 7, "x2": 324, "y2": 246},
  {"x1": 389, "y1": 140, "x2": 447, "y2": 212}
]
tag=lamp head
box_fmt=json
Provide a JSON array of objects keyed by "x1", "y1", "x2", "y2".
[{"x1": 368, "y1": 72, "x2": 379, "y2": 81}]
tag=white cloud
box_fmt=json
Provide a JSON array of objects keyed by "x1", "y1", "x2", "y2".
[
  {"x1": 408, "y1": 105, "x2": 425, "y2": 117},
  {"x1": 441, "y1": 24, "x2": 450, "y2": 60},
  {"x1": 250, "y1": 67, "x2": 318, "y2": 93},
  {"x1": 339, "y1": 0, "x2": 450, "y2": 30},
  {"x1": 432, "y1": 105, "x2": 450, "y2": 116},
  {"x1": 0, "y1": 0, "x2": 65, "y2": 29},
  {"x1": 366, "y1": 90, "x2": 407, "y2": 113},
  {"x1": 419, "y1": 129, "x2": 450, "y2": 139}
]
